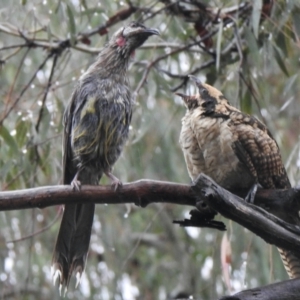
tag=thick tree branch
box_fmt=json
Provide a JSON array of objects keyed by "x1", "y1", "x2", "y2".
[
  {"x1": 1, "y1": 176, "x2": 300, "y2": 251},
  {"x1": 0, "y1": 180, "x2": 196, "y2": 211},
  {"x1": 2, "y1": 176, "x2": 300, "y2": 299},
  {"x1": 188, "y1": 174, "x2": 300, "y2": 300},
  {"x1": 192, "y1": 174, "x2": 300, "y2": 254},
  {"x1": 219, "y1": 278, "x2": 300, "y2": 300}
]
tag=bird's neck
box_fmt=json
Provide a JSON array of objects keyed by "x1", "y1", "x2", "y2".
[{"x1": 87, "y1": 45, "x2": 130, "y2": 81}]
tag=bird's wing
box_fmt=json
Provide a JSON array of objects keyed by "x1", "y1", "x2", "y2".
[
  {"x1": 228, "y1": 110, "x2": 300, "y2": 279},
  {"x1": 62, "y1": 81, "x2": 101, "y2": 184},
  {"x1": 62, "y1": 88, "x2": 78, "y2": 185},
  {"x1": 53, "y1": 85, "x2": 95, "y2": 289},
  {"x1": 229, "y1": 111, "x2": 291, "y2": 189}
]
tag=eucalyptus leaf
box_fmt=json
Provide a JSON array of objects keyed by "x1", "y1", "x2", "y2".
[
  {"x1": 241, "y1": 87, "x2": 252, "y2": 115},
  {"x1": 283, "y1": 73, "x2": 298, "y2": 96},
  {"x1": 275, "y1": 31, "x2": 288, "y2": 57},
  {"x1": 273, "y1": 45, "x2": 289, "y2": 77},
  {"x1": 251, "y1": 0, "x2": 262, "y2": 39},
  {"x1": 244, "y1": 27, "x2": 259, "y2": 63},
  {"x1": 37, "y1": 107, "x2": 51, "y2": 142},
  {"x1": 292, "y1": 9, "x2": 300, "y2": 38},
  {"x1": 66, "y1": 4, "x2": 76, "y2": 46},
  {"x1": 15, "y1": 119, "x2": 29, "y2": 147},
  {"x1": 0, "y1": 125, "x2": 19, "y2": 156},
  {"x1": 216, "y1": 21, "x2": 223, "y2": 72}
]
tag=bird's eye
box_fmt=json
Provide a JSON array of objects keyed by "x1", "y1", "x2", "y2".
[{"x1": 201, "y1": 88, "x2": 208, "y2": 95}]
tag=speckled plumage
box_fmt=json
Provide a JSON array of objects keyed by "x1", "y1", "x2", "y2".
[
  {"x1": 177, "y1": 76, "x2": 300, "y2": 279},
  {"x1": 52, "y1": 22, "x2": 159, "y2": 290}
]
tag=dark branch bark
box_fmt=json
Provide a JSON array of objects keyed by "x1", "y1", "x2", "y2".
[
  {"x1": 0, "y1": 180, "x2": 196, "y2": 211},
  {"x1": 2, "y1": 176, "x2": 300, "y2": 298},
  {"x1": 173, "y1": 207, "x2": 227, "y2": 231},
  {"x1": 192, "y1": 174, "x2": 300, "y2": 254},
  {"x1": 219, "y1": 278, "x2": 300, "y2": 300},
  {"x1": 188, "y1": 174, "x2": 300, "y2": 300},
  {"x1": 1, "y1": 177, "x2": 300, "y2": 253}
]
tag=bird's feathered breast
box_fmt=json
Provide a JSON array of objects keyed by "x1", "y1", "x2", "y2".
[
  {"x1": 62, "y1": 75, "x2": 132, "y2": 185},
  {"x1": 180, "y1": 85, "x2": 290, "y2": 190},
  {"x1": 179, "y1": 79, "x2": 299, "y2": 280},
  {"x1": 181, "y1": 104, "x2": 255, "y2": 188}
]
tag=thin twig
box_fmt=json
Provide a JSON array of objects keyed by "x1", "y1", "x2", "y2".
[
  {"x1": 0, "y1": 53, "x2": 53, "y2": 125},
  {"x1": 0, "y1": 43, "x2": 29, "y2": 51},
  {"x1": 238, "y1": 70, "x2": 266, "y2": 124},
  {"x1": 170, "y1": 59, "x2": 215, "y2": 92},
  {"x1": 6, "y1": 206, "x2": 62, "y2": 244},
  {"x1": 35, "y1": 54, "x2": 58, "y2": 132},
  {"x1": 5, "y1": 47, "x2": 31, "y2": 113}
]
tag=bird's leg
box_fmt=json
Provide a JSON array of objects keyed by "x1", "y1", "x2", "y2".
[
  {"x1": 245, "y1": 183, "x2": 258, "y2": 203},
  {"x1": 105, "y1": 171, "x2": 122, "y2": 191},
  {"x1": 71, "y1": 171, "x2": 81, "y2": 191}
]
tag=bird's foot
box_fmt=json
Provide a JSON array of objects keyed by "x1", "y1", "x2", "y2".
[
  {"x1": 245, "y1": 183, "x2": 258, "y2": 203},
  {"x1": 71, "y1": 172, "x2": 81, "y2": 191},
  {"x1": 105, "y1": 171, "x2": 123, "y2": 191}
]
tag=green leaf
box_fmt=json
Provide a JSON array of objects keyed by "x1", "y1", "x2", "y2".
[
  {"x1": 287, "y1": 0, "x2": 296, "y2": 11},
  {"x1": 216, "y1": 20, "x2": 223, "y2": 72},
  {"x1": 251, "y1": 0, "x2": 262, "y2": 39},
  {"x1": 0, "y1": 125, "x2": 19, "y2": 156},
  {"x1": 47, "y1": 24, "x2": 52, "y2": 43},
  {"x1": 241, "y1": 88, "x2": 252, "y2": 114},
  {"x1": 15, "y1": 119, "x2": 29, "y2": 146},
  {"x1": 283, "y1": 73, "x2": 298, "y2": 96},
  {"x1": 80, "y1": 7, "x2": 104, "y2": 16},
  {"x1": 273, "y1": 45, "x2": 289, "y2": 77},
  {"x1": 37, "y1": 107, "x2": 51, "y2": 142},
  {"x1": 292, "y1": 8, "x2": 300, "y2": 38},
  {"x1": 244, "y1": 27, "x2": 259, "y2": 63},
  {"x1": 80, "y1": 0, "x2": 88, "y2": 11},
  {"x1": 55, "y1": 0, "x2": 62, "y2": 14},
  {"x1": 0, "y1": 160, "x2": 13, "y2": 183},
  {"x1": 206, "y1": 69, "x2": 217, "y2": 85},
  {"x1": 275, "y1": 31, "x2": 288, "y2": 56},
  {"x1": 66, "y1": 4, "x2": 76, "y2": 46}
]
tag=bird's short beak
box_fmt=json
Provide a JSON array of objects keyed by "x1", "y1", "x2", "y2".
[
  {"x1": 175, "y1": 92, "x2": 189, "y2": 104},
  {"x1": 188, "y1": 75, "x2": 202, "y2": 86},
  {"x1": 175, "y1": 92, "x2": 186, "y2": 98}
]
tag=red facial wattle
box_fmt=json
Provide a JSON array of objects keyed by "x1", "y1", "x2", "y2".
[{"x1": 116, "y1": 36, "x2": 126, "y2": 47}]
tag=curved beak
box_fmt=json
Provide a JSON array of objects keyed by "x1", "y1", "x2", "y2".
[{"x1": 142, "y1": 27, "x2": 160, "y2": 36}]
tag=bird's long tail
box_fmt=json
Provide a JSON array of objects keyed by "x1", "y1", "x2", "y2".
[
  {"x1": 52, "y1": 202, "x2": 95, "y2": 290},
  {"x1": 278, "y1": 248, "x2": 300, "y2": 278}
]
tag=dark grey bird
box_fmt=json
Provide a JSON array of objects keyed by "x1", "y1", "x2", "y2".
[{"x1": 52, "y1": 22, "x2": 159, "y2": 290}]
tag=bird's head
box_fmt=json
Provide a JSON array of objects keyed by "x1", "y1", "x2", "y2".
[
  {"x1": 111, "y1": 22, "x2": 159, "y2": 57},
  {"x1": 175, "y1": 93, "x2": 199, "y2": 110},
  {"x1": 176, "y1": 75, "x2": 229, "y2": 114}
]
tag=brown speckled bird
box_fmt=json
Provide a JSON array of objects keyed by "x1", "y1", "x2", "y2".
[
  {"x1": 52, "y1": 22, "x2": 159, "y2": 291},
  {"x1": 176, "y1": 75, "x2": 300, "y2": 279}
]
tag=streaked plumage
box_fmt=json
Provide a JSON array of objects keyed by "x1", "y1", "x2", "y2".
[
  {"x1": 52, "y1": 22, "x2": 159, "y2": 290},
  {"x1": 177, "y1": 75, "x2": 300, "y2": 279}
]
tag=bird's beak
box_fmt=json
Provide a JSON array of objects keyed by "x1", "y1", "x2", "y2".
[
  {"x1": 142, "y1": 27, "x2": 160, "y2": 36},
  {"x1": 188, "y1": 75, "x2": 203, "y2": 87},
  {"x1": 175, "y1": 92, "x2": 189, "y2": 104},
  {"x1": 175, "y1": 92, "x2": 187, "y2": 98}
]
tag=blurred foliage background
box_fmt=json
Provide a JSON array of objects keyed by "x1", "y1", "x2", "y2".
[{"x1": 0, "y1": 0, "x2": 299, "y2": 299}]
